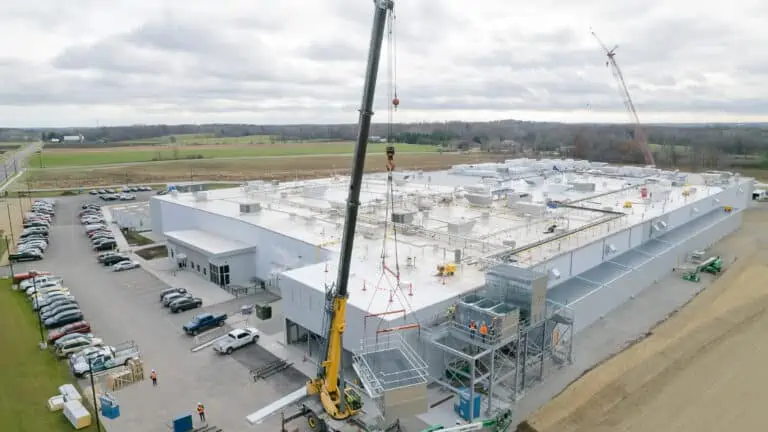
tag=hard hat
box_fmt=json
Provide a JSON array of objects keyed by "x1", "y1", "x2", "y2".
[{"x1": 152, "y1": 369, "x2": 155, "y2": 372}]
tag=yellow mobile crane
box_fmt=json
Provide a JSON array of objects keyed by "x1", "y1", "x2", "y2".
[{"x1": 304, "y1": 0, "x2": 395, "y2": 426}]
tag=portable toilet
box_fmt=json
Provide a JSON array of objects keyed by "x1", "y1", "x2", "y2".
[
  {"x1": 172, "y1": 413, "x2": 194, "y2": 432},
  {"x1": 453, "y1": 387, "x2": 481, "y2": 421},
  {"x1": 100, "y1": 394, "x2": 120, "y2": 419}
]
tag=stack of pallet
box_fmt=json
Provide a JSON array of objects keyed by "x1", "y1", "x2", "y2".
[{"x1": 105, "y1": 359, "x2": 145, "y2": 391}]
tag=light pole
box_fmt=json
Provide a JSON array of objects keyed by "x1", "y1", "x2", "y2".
[
  {"x1": 88, "y1": 357, "x2": 102, "y2": 432},
  {"x1": 5, "y1": 236, "x2": 13, "y2": 278},
  {"x1": 4, "y1": 193, "x2": 15, "y2": 241},
  {"x1": 32, "y1": 273, "x2": 46, "y2": 348}
]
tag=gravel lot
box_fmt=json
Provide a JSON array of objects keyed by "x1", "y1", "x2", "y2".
[{"x1": 12, "y1": 195, "x2": 305, "y2": 432}]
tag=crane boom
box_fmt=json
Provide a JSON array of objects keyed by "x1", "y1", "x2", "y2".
[
  {"x1": 305, "y1": 0, "x2": 394, "y2": 422},
  {"x1": 591, "y1": 31, "x2": 655, "y2": 166}
]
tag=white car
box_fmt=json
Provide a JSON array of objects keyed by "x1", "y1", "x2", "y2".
[
  {"x1": 55, "y1": 336, "x2": 104, "y2": 358},
  {"x1": 213, "y1": 328, "x2": 260, "y2": 354},
  {"x1": 25, "y1": 280, "x2": 62, "y2": 296},
  {"x1": 113, "y1": 260, "x2": 140, "y2": 272},
  {"x1": 20, "y1": 276, "x2": 61, "y2": 291}
]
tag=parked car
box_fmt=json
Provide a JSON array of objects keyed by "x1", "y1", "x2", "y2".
[
  {"x1": 102, "y1": 254, "x2": 129, "y2": 266},
  {"x1": 9, "y1": 250, "x2": 43, "y2": 262},
  {"x1": 95, "y1": 241, "x2": 117, "y2": 251},
  {"x1": 47, "y1": 321, "x2": 91, "y2": 343},
  {"x1": 12, "y1": 271, "x2": 50, "y2": 284},
  {"x1": 182, "y1": 313, "x2": 228, "y2": 336},
  {"x1": 55, "y1": 332, "x2": 95, "y2": 349},
  {"x1": 55, "y1": 336, "x2": 103, "y2": 358},
  {"x1": 162, "y1": 292, "x2": 192, "y2": 307},
  {"x1": 40, "y1": 299, "x2": 79, "y2": 316},
  {"x1": 42, "y1": 304, "x2": 81, "y2": 320},
  {"x1": 213, "y1": 328, "x2": 259, "y2": 354},
  {"x1": 169, "y1": 297, "x2": 203, "y2": 313},
  {"x1": 44, "y1": 310, "x2": 85, "y2": 329},
  {"x1": 113, "y1": 260, "x2": 140, "y2": 272},
  {"x1": 159, "y1": 287, "x2": 187, "y2": 301}
]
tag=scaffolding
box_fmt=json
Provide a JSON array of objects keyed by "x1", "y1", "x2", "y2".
[
  {"x1": 353, "y1": 332, "x2": 430, "y2": 399},
  {"x1": 424, "y1": 269, "x2": 574, "y2": 422}
]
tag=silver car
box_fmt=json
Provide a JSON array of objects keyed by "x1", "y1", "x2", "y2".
[{"x1": 162, "y1": 292, "x2": 192, "y2": 307}]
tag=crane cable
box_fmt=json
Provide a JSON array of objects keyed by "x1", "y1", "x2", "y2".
[{"x1": 387, "y1": 8, "x2": 398, "y2": 141}]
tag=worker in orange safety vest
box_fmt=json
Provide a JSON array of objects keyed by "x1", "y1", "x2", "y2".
[
  {"x1": 197, "y1": 403, "x2": 206, "y2": 423},
  {"x1": 479, "y1": 322, "x2": 488, "y2": 344}
]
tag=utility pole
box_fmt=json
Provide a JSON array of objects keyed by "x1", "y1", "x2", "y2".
[{"x1": 88, "y1": 357, "x2": 102, "y2": 432}]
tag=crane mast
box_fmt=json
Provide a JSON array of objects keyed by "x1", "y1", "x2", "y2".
[
  {"x1": 591, "y1": 31, "x2": 655, "y2": 166},
  {"x1": 305, "y1": 0, "x2": 394, "y2": 421}
]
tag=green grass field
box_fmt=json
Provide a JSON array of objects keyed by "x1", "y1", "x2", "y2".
[
  {"x1": 39, "y1": 142, "x2": 437, "y2": 168},
  {"x1": 0, "y1": 278, "x2": 96, "y2": 431}
]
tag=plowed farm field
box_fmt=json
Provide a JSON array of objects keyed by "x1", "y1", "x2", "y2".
[
  {"x1": 522, "y1": 206, "x2": 768, "y2": 432},
  {"x1": 24, "y1": 152, "x2": 506, "y2": 189}
]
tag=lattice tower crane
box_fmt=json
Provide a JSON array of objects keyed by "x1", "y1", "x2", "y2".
[{"x1": 591, "y1": 30, "x2": 655, "y2": 166}]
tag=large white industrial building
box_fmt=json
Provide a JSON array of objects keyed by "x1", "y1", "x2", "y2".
[{"x1": 149, "y1": 158, "x2": 751, "y2": 421}]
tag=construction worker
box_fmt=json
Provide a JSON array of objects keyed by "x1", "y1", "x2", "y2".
[
  {"x1": 469, "y1": 320, "x2": 476, "y2": 340},
  {"x1": 150, "y1": 369, "x2": 157, "y2": 387},
  {"x1": 489, "y1": 318, "x2": 497, "y2": 343},
  {"x1": 197, "y1": 403, "x2": 206, "y2": 423},
  {"x1": 479, "y1": 321, "x2": 488, "y2": 344}
]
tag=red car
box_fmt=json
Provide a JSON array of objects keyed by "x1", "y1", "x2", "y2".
[
  {"x1": 13, "y1": 271, "x2": 51, "y2": 284},
  {"x1": 47, "y1": 321, "x2": 91, "y2": 343}
]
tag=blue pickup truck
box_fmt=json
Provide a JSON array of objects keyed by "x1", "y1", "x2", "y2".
[{"x1": 182, "y1": 313, "x2": 228, "y2": 335}]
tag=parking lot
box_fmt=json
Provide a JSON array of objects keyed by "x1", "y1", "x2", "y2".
[{"x1": 13, "y1": 194, "x2": 303, "y2": 432}]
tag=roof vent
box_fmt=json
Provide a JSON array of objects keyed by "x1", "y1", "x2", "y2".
[
  {"x1": 239, "y1": 202, "x2": 261, "y2": 214},
  {"x1": 194, "y1": 191, "x2": 208, "y2": 202}
]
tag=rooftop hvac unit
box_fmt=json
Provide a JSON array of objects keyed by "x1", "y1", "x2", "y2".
[
  {"x1": 239, "y1": 202, "x2": 262, "y2": 214},
  {"x1": 604, "y1": 244, "x2": 617, "y2": 254},
  {"x1": 392, "y1": 210, "x2": 416, "y2": 224},
  {"x1": 194, "y1": 191, "x2": 208, "y2": 201},
  {"x1": 170, "y1": 190, "x2": 179, "y2": 198},
  {"x1": 447, "y1": 218, "x2": 476, "y2": 235}
]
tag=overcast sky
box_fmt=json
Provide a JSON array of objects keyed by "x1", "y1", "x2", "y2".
[{"x1": 0, "y1": 0, "x2": 765, "y2": 127}]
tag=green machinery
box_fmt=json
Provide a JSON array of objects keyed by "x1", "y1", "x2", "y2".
[
  {"x1": 682, "y1": 256, "x2": 724, "y2": 282},
  {"x1": 420, "y1": 409, "x2": 513, "y2": 432}
]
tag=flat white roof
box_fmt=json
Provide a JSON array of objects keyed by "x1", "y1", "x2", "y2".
[
  {"x1": 155, "y1": 161, "x2": 750, "y2": 312},
  {"x1": 165, "y1": 229, "x2": 255, "y2": 257}
]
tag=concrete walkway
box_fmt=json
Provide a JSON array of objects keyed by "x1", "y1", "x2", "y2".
[{"x1": 137, "y1": 255, "x2": 235, "y2": 306}]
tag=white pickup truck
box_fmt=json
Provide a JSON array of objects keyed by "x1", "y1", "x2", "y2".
[
  {"x1": 71, "y1": 340, "x2": 140, "y2": 377},
  {"x1": 213, "y1": 328, "x2": 259, "y2": 354}
]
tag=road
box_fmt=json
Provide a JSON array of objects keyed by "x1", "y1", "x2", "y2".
[{"x1": 2, "y1": 141, "x2": 42, "y2": 183}]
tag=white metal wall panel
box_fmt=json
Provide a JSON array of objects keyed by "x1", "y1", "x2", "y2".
[
  {"x1": 537, "y1": 253, "x2": 573, "y2": 288},
  {"x1": 149, "y1": 198, "x2": 164, "y2": 237},
  {"x1": 667, "y1": 205, "x2": 690, "y2": 229},
  {"x1": 571, "y1": 240, "x2": 604, "y2": 275},
  {"x1": 603, "y1": 229, "x2": 631, "y2": 257},
  {"x1": 629, "y1": 224, "x2": 644, "y2": 249},
  {"x1": 571, "y1": 211, "x2": 742, "y2": 334},
  {"x1": 279, "y1": 274, "x2": 326, "y2": 338}
]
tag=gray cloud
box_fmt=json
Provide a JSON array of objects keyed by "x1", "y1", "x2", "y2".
[{"x1": 0, "y1": 0, "x2": 764, "y2": 126}]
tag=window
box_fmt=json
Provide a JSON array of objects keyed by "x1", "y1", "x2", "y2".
[
  {"x1": 203, "y1": 268, "x2": 207, "y2": 275},
  {"x1": 170, "y1": 249, "x2": 174, "y2": 257},
  {"x1": 196, "y1": 264, "x2": 200, "y2": 272}
]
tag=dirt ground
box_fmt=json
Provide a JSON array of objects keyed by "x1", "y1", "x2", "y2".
[
  {"x1": 41, "y1": 141, "x2": 354, "y2": 153},
  {"x1": 0, "y1": 198, "x2": 33, "y2": 265},
  {"x1": 23, "y1": 153, "x2": 506, "y2": 189},
  {"x1": 523, "y1": 206, "x2": 768, "y2": 432}
]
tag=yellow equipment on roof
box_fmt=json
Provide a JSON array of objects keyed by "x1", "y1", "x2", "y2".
[
  {"x1": 623, "y1": 201, "x2": 633, "y2": 208},
  {"x1": 437, "y1": 263, "x2": 457, "y2": 276}
]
